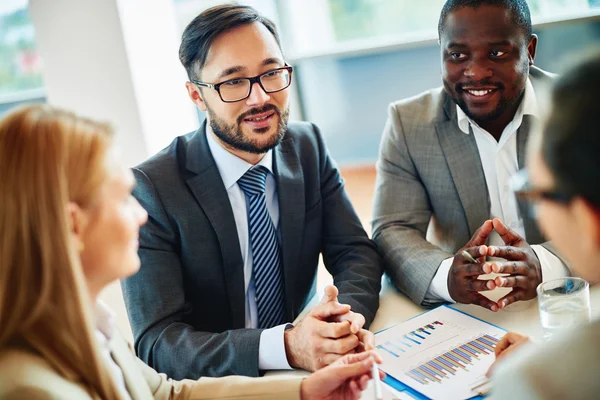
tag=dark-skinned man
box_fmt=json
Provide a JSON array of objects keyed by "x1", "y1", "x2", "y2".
[{"x1": 373, "y1": 0, "x2": 569, "y2": 311}]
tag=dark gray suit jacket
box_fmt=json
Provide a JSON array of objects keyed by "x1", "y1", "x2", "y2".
[
  {"x1": 372, "y1": 67, "x2": 562, "y2": 307},
  {"x1": 122, "y1": 121, "x2": 382, "y2": 380}
]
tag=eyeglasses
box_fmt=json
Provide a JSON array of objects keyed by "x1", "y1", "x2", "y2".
[
  {"x1": 511, "y1": 168, "x2": 574, "y2": 204},
  {"x1": 191, "y1": 65, "x2": 293, "y2": 103}
]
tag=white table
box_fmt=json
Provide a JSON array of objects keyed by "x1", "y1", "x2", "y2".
[
  {"x1": 272, "y1": 278, "x2": 600, "y2": 399},
  {"x1": 372, "y1": 278, "x2": 600, "y2": 339}
]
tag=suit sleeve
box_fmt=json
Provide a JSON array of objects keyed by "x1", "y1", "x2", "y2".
[
  {"x1": 372, "y1": 104, "x2": 453, "y2": 307},
  {"x1": 312, "y1": 123, "x2": 383, "y2": 327},
  {"x1": 121, "y1": 168, "x2": 263, "y2": 379}
]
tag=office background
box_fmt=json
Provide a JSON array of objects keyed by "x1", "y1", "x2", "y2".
[{"x1": 1, "y1": 0, "x2": 599, "y2": 339}]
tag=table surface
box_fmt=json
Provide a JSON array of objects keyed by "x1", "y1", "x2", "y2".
[{"x1": 270, "y1": 278, "x2": 600, "y2": 399}]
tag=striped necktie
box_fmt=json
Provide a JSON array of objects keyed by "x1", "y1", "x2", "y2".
[{"x1": 237, "y1": 166, "x2": 286, "y2": 329}]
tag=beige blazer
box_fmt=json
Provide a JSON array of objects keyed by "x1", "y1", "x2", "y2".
[{"x1": 0, "y1": 331, "x2": 301, "y2": 400}]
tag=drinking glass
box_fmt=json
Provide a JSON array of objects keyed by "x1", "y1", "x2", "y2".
[{"x1": 537, "y1": 277, "x2": 591, "y2": 340}]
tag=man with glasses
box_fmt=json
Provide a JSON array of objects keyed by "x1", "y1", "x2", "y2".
[
  {"x1": 372, "y1": 0, "x2": 569, "y2": 311},
  {"x1": 122, "y1": 4, "x2": 382, "y2": 380}
]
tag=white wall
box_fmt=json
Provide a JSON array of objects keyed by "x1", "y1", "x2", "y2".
[{"x1": 29, "y1": 0, "x2": 199, "y2": 342}]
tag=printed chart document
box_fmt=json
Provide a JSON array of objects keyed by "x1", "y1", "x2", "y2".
[{"x1": 375, "y1": 306, "x2": 506, "y2": 400}]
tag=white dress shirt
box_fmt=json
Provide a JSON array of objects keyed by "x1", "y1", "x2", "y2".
[
  {"x1": 427, "y1": 79, "x2": 570, "y2": 302},
  {"x1": 207, "y1": 131, "x2": 292, "y2": 370},
  {"x1": 95, "y1": 301, "x2": 132, "y2": 400}
]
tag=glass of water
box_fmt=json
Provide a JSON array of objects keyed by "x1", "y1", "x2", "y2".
[{"x1": 537, "y1": 277, "x2": 591, "y2": 340}]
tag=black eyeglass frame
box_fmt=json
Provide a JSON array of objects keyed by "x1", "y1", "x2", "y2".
[
  {"x1": 191, "y1": 65, "x2": 294, "y2": 103},
  {"x1": 511, "y1": 168, "x2": 574, "y2": 205}
]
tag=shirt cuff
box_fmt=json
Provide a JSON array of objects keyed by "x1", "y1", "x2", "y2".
[
  {"x1": 424, "y1": 257, "x2": 455, "y2": 304},
  {"x1": 531, "y1": 244, "x2": 571, "y2": 282},
  {"x1": 258, "y1": 323, "x2": 293, "y2": 371}
]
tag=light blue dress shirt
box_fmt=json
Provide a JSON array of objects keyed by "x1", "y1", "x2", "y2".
[{"x1": 206, "y1": 131, "x2": 292, "y2": 371}]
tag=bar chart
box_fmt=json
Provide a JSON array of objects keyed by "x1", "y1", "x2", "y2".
[
  {"x1": 375, "y1": 306, "x2": 506, "y2": 400},
  {"x1": 405, "y1": 334, "x2": 499, "y2": 385},
  {"x1": 377, "y1": 320, "x2": 445, "y2": 356}
]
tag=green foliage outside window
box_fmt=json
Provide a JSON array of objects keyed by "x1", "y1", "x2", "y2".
[
  {"x1": 327, "y1": 0, "x2": 599, "y2": 43},
  {"x1": 0, "y1": 7, "x2": 44, "y2": 96}
]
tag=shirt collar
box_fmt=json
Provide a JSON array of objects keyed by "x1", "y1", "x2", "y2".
[
  {"x1": 457, "y1": 77, "x2": 538, "y2": 135},
  {"x1": 95, "y1": 300, "x2": 116, "y2": 343},
  {"x1": 206, "y1": 129, "x2": 274, "y2": 190}
]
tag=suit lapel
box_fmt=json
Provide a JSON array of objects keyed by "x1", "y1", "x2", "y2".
[
  {"x1": 185, "y1": 123, "x2": 246, "y2": 328},
  {"x1": 435, "y1": 95, "x2": 490, "y2": 236},
  {"x1": 516, "y1": 115, "x2": 531, "y2": 170},
  {"x1": 274, "y1": 135, "x2": 304, "y2": 320},
  {"x1": 516, "y1": 115, "x2": 544, "y2": 242}
]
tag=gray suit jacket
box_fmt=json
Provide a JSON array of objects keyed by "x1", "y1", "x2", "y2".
[
  {"x1": 122, "y1": 121, "x2": 382, "y2": 380},
  {"x1": 490, "y1": 319, "x2": 600, "y2": 399},
  {"x1": 372, "y1": 67, "x2": 558, "y2": 307}
]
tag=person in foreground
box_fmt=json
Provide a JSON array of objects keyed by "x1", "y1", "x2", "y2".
[
  {"x1": 372, "y1": 0, "x2": 569, "y2": 311},
  {"x1": 0, "y1": 104, "x2": 383, "y2": 399},
  {"x1": 487, "y1": 52, "x2": 600, "y2": 399},
  {"x1": 121, "y1": 3, "x2": 382, "y2": 380}
]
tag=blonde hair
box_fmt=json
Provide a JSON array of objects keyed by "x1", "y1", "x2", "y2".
[{"x1": 0, "y1": 104, "x2": 121, "y2": 398}]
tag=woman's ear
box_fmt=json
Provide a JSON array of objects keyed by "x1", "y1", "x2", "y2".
[
  {"x1": 66, "y1": 202, "x2": 88, "y2": 252},
  {"x1": 573, "y1": 198, "x2": 600, "y2": 257}
]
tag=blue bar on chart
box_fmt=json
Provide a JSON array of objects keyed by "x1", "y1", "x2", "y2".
[{"x1": 405, "y1": 335, "x2": 499, "y2": 385}]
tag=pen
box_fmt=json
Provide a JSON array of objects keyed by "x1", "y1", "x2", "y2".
[
  {"x1": 470, "y1": 378, "x2": 492, "y2": 396},
  {"x1": 461, "y1": 250, "x2": 479, "y2": 264},
  {"x1": 372, "y1": 362, "x2": 383, "y2": 400}
]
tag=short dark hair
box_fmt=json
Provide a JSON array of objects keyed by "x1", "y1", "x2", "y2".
[
  {"x1": 438, "y1": 0, "x2": 532, "y2": 39},
  {"x1": 542, "y1": 51, "x2": 600, "y2": 209},
  {"x1": 179, "y1": 4, "x2": 282, "y2": 80}
]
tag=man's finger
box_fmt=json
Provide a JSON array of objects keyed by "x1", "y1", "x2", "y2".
[
  {"x1": 494, "y1": 275, "x2": 529, "y2": 289},
  {"x1": 312, "y1": 301, "x2": 351, "y2": 320},
  {"x1": 472, "y1": 293, "x2": 499, "y2": 312},
  {"x1": 496, "y1": 289, "x2": 526, "y2": 309},
  {"x1": 463, "y1": 245, "x2": 488, "y2": 260},
  {"x1": 487, "y1": 246, "x2": 526, "y2": 261},
  {"x1": 318, "y1": 320, "x2": 353, "y2": 339},
  {"x1": 467, "y1": 220, "x2": 493, "y2": 247},
  {"x1": 490, "y1": 259, "x2": 529, "y2": 274},
  {"x1": 331, "y1": 311, "x2": 365, "y2": 334},
  {"x1": 467, "y1": 278, "x2": 495, "y2": 292},
  {"x1": 319, "y1": 284, "x2": 339, "y2": 305},
  {"x1": 492, "y1": 218, "x2": 524, "y2": 246},
  {"x1": 357, "y1": 329, "x2": 375, "y2": 351},
  {"x1": 458, "y1": 257, "x2": 489, "y2": 277},
  {"x1": 321, "y1": 334, "x2": 360, "y2": 355}
]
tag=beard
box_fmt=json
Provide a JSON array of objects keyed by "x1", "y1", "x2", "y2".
[
  {"x1": 445, "y1": 78, "x2": 525, "y2": 123},
  {"x1": 207, "y1": 103, "x2": 289, "y2": 154}
]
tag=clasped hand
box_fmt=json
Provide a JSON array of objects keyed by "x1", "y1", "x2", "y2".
[
  {"x1": 448, "y1": 218, "x2": 542, "y2": 311},
  {"x1": 284, "y1": 285, "x2": 375, "y2": 372}
]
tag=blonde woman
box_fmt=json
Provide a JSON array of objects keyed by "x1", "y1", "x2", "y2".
[{"x1": 0, "y1": 104, "x2": 382, "y2": 400}]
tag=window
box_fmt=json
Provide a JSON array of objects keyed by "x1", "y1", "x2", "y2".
[
  {"x1": 277, "y1": 0, "x2": 600, "y2": 59},
  {"x1": 0, "y1": 0, "x2": 45, "y2": 112}
]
